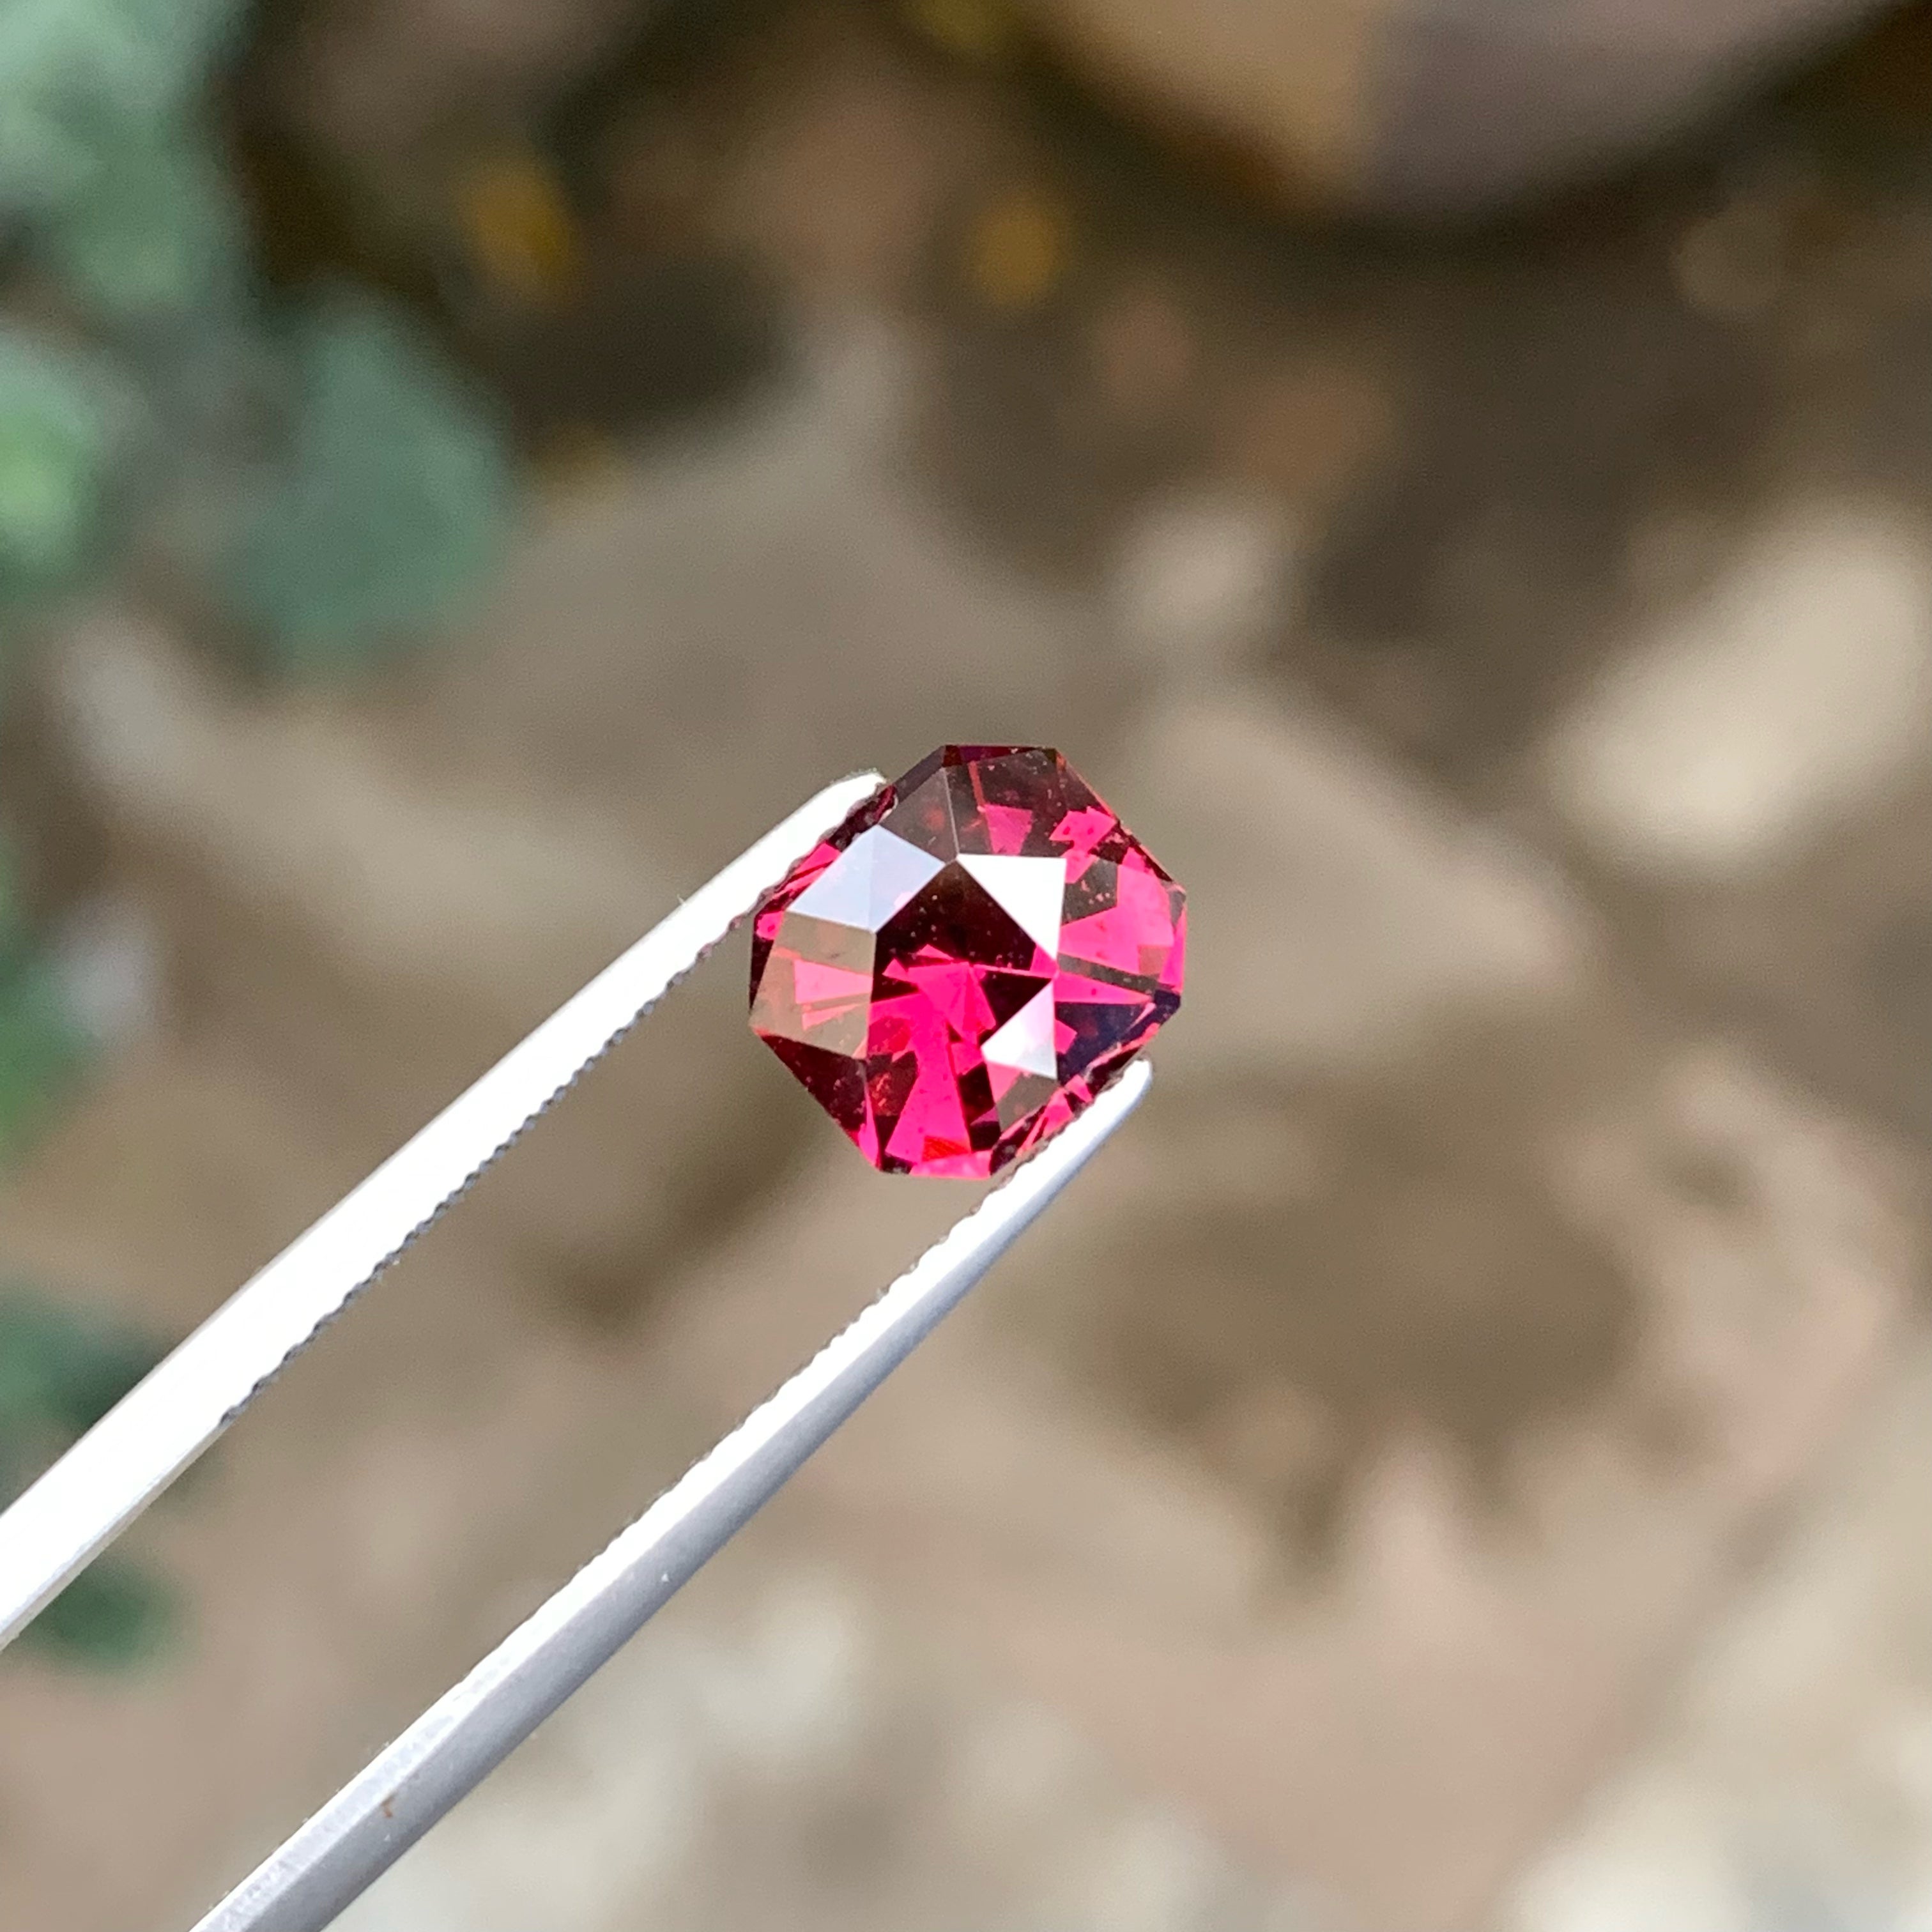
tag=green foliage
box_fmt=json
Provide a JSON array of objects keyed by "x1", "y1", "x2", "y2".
[
  {"x1": 3, "y1": 3, "x2": 513, "y2": 670},
  {"x1": 18, "y1": 1556, "x2": 172, "y2": 1667},
  {"x1": 0, "y1": 839, "x2": 93, "y2": 1158},
  {"x1": 0, "y1": 0, "x2": 244, "y2": 224},
  {"x1": 0, "y1": 840, "x2": 22, "y2": 957},
  {"x1": 225, "y1": 295, "x2": 514, "y2": 672},
  {"x1": 41, "y1": 128, "x2": 249, "y2": 325},
  {"x1": 0, "y1": 1291, "x2": 156, "y2": 1453},
  {"x1": 0, "y1": 952, "x2": 92, "y2": 1160},
  {"x1": 0, "y1": 1287, "x2": 173, "y2": 1669},
  {"x1": 0, "y1": 328, "x2": 125, "y2": 608}
]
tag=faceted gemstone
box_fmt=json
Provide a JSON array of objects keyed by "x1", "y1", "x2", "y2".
[{"x1": 750, "y1": 746, "x2": 1186, "y2": 1177}]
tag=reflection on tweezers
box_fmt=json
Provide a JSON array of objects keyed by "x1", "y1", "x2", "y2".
[
  {"x1": 0, "y1": 772, "x2": 885, "y2": 1649},
  {"x1": 195, "y1": 1055, "x2": 1150, "y2": 1932}
]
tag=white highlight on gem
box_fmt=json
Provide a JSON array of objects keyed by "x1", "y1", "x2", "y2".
[
  {"x1": 792, "y1": 825, "x2": 945, "y2": 931},
  {"x1": 958, "y1": 854, "x2": 1065, "y2": 957},
  {"x1": 980, "y1": 984, "x2": 1059, "y2": 1078}
]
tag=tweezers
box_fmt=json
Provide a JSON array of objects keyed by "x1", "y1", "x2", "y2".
[{"x1": 0, "y1": 771, "x2": 1151, "y2": 1932}]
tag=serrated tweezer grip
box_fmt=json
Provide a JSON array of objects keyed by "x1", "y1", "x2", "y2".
[{"x1": 0, "y1": 772, "x2": 884, "y2": 1650}]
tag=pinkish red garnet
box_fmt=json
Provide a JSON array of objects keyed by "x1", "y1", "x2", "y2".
[{"x1": 750, "y1": 746, "x2": 1185, "y2": 1177}]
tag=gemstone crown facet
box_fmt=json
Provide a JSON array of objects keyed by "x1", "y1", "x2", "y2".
[{"x1": 749, "y1": 744, "x2": 1185, "y2": 1177}]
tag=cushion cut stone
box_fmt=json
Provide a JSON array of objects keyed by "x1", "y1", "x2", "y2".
[{"x1": 750, "y1": 745, "x2": 1186, "y2": 1176}]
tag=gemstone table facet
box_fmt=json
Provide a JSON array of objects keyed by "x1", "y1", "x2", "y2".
[{"x1": 749, "y1": 745, "x2": 1186, "y2": 1176}]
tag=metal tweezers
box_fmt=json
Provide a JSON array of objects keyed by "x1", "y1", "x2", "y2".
[{"x1": 0, "y1": 772, "x2": 1151, "y2": 1931}]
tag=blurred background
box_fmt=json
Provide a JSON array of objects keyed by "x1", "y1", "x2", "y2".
[{"x1": 1, "y1": 0, "x2": 1929, "y2": 1927}]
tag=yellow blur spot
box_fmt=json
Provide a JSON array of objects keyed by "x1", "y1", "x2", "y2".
[
  {"x1": 966, "y1": 191, "x2": 1071, "y2": 311},
  {"x1": 902, "y1": 0, "x2": 1017, "y2": 61},
  {"x1": 458, "y1": 155, "x2": 583, "y2": 306}
]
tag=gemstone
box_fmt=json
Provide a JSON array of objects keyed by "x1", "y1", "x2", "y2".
[{"x1": 750, "y1": 745, "x2": 1186, "y2": 1177}]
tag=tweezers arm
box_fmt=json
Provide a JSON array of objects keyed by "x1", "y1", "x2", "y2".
[
  {"x1": 0, "y1": 773, "x2": 884, "y2": 1651},
  {"x1": 193, "y1": 1056, "x2": 1149, "y2": 1932}
]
